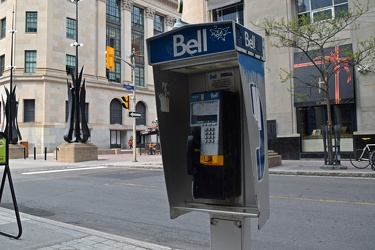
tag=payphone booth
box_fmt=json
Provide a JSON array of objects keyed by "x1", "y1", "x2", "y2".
[{"x1": 147, "y1": 21, "x2": 269, "y2": 249}]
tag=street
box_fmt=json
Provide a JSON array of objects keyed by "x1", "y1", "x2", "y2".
[{"x1": 1, "y1": 161, "x2": 375, "y2": 250}]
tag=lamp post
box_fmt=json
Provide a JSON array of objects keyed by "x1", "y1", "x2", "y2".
[
  {"x1": 116, "y1": 48, "x2": 137, "y2": 162},
  {"x1": 7, "y1": 8, "x2": 16, "y2": 142},
  {"x1": 70, "y1": 0, "x2": 83, "y2": 142}
]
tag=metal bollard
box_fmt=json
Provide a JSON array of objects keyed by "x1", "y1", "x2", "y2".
[
  {"x1": 44, "y1": 147, "x2": 47, "y2": 160},
  {"x1": 23, "y1": 148, "x2": 26, "y2": 159},
  {"x1": 56, "y1": 147, "x2": 59, "y2": 161},
  {"x1": 34, "y1": 147, "x2": 36, "y2": 160}
]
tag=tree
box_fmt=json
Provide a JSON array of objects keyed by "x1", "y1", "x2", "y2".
[{"x1": 259, "y1": 0, "x2": 375, "y2": 165}]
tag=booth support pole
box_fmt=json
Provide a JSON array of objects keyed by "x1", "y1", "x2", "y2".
[{"x1": 210, "y1": 216, "x2": 251, "y2": 250}]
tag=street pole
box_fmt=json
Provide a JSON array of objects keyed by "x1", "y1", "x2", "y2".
[
  {"x1": 130, "y1": 49, "x2": 137, "y2": 162},
  {"x1": 115, "y1": 49, "x2": 137, "y2": 162},
  {"x1": 8, "y1": 8, "x2": 16, "y2": 141}
]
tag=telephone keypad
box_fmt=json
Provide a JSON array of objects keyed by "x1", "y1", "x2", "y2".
[{"x1": 203, "y1": 124, "x2": 217, "y2": 143}]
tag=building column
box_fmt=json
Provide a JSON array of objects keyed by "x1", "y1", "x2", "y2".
[
  {"x1": 121, "y1": 0, "x2": 133, "y2": 83},
  {"x1": 96, "y1": 0, "x2": 107, "y2": 80},
  {"x1": 181, "y1": 0, "x2": 206, "y2": 23},
  {"x1": 144, "y1": 7, "x2": 155, "y2": 89},
  {"x1": 165, "y1": 15, "x2": 176, "y2": 32}
]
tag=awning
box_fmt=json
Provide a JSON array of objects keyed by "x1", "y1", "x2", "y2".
[{"x1": 141, "y1": 127, "x2": 159, "y2": 136}]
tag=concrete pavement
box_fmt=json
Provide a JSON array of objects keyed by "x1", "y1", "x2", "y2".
[{"x1": 1, "y1": 153, "x2": 374, "y2": 249}]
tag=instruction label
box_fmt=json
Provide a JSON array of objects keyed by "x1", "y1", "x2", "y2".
[{"x1": 207, "y1": 70, "x2": 235, "y2": 92}]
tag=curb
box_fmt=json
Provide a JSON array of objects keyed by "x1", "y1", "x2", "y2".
[
  {"x1": 269, "y1": 170, "x2": 375, "y2": 178},
  {"x1": 102, "y1": 163, "x2": 163, "y2": 169}
]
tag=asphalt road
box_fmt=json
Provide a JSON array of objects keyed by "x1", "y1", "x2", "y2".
[{"x1": 1, "y1": 164, "x2": 374, "y2": 250}]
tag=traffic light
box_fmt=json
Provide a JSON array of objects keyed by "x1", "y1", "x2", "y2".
[
  {"x1": 106, "y1": 46, "x2": 115, "y2": 71},
  {"x1": 121, "y1": 95, "x2": 130, "y2": 109}
]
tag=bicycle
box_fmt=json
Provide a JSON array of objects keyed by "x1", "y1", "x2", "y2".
[
  {"x1": 370, "y1": 151, "x2": 375, "y2": 171},
  {"x1": 350, "y1": 138, "x2": 375, "y2": 169}
]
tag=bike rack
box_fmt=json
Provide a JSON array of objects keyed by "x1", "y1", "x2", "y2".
[{"x1": 0, "y1": 132, "x2": 22, "y2": 239}]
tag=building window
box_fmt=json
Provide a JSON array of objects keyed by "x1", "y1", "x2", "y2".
[
  {"x1": 134, "y1": 66, "x2": 144, "y2": 87},
  {"x1": 0, "y1": 17, "x2": 6, "y2": 38},
  {"x1": 25, "y1": 12, "x2": 38, "y2": 32},
  {"x1": 110, "y1": 99, "x2": 122, "y2": 124},
  {"x1": 136, "y1": 102, "x2": 146, "y2": 126},
  {"x1": 297, "y1": 0, "x2": 348, "y2": 23},
  {"x1": 213, "y1": 1, "x2": 244, "y2": 25},
  {"x1": 132, "y1": 6, "x2": 145, "y2": 87},
  {"x1": 0, "y1": 54, "x2": 4, "y2": 76},
  {"x1": 25, "y1": 50, "x2": 37, "y2": 73},
  {"x1": 110, "y1": 130, "x2": 121, "y2": 148},
  {"x1": 66, "y1": 54, "x2": 76, "y2": 75},
  {"x1": 106, "y1": 26, "x2": 121, "y2": 82},
  {"x1": 66, "y1": 18, "x2": 76, "y2": 39},
  {"x1": 107, "y1": 61, "x2": 121, "y2": 82},
  {"x1": 24, "y1": 99, "x2": 35, "y2": 122},
  {"x1": 106, "y1": 0, "x2": 121, "y2": 83},
  {"x1": 106, "y1": 0, "x2": 121, "y2": 22},
  {"x1": 154, "y1": 14, "x2": 164, "y2": 35}
]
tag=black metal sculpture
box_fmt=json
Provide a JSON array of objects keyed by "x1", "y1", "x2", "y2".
[
  {"x1": 64, "y1": 67, "x2": 90, "y2": 143},
  {"x1": 1, "y1": 86, "x2": 22, "y2": 144}
]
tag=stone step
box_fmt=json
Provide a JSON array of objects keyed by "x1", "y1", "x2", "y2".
[{"x1": 268, "y1": 150, "x2": 282, "y2": 168}]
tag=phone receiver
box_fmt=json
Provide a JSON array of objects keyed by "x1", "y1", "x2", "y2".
[{"x1": 186, "y1": 135, "x2": 194, "y2": 175}]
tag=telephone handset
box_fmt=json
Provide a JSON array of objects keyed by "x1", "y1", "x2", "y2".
[{"x1": 186, "y1": 91, "x2": 240, "y2": 200}]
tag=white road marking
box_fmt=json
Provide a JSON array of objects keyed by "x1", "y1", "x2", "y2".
[{"x1": 22, "y1": 166, "x2": 108, "y2": 175}]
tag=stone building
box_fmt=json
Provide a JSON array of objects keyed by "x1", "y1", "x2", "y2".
[
  {"x1": 0, "y1": 0, "x2": 180, "y2": 153},
  {"x1": 180, "y1": 0, "x2": 375, "y2": 159}
]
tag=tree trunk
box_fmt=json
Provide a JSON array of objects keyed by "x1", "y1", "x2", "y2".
[{"x1": 325, "y1": 83, "x2": 334, "y2": 165}]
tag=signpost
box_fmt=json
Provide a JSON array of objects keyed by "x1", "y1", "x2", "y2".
[
  {"x1": 117, "y1": 49, "x2": 138, "y2": 162},
  {"x1": 123, "y1": 84, "x2": 134, "y2": 91},
  {"x1": 129, "y1": 112, "x2": 142, "y2": 118}
]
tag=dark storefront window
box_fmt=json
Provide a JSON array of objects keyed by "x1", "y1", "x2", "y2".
[{"x1": 298, "y1": 104, "x2": 355, "y2": 152}]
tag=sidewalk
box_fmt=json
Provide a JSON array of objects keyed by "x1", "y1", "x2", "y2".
[
  {"x1": 1, "y1": 154, "x2": 374, "y2": 249},
  {"x1": 0, "y1": 207, "x2": 172, "y2": 250},
  {"x1": 1, "y1": 153, "x2": 170, "y2": 250}
]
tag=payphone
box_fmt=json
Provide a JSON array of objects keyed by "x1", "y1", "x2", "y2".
[
  {"x1": 187, "y1": 90, "x2": 240, "y2": 200},
  {"x1": 147, "y1": 21, "x2": 270, "y2": 237}
]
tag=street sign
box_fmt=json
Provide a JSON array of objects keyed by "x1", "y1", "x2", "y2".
[
  {"x1": 129, "y1": 112, "x2": 141, "y2": 118},
  {"x1": 123, "y1": 84, "x2": 134, "y2": 91}
]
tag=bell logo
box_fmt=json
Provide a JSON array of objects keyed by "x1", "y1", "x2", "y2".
[
  {"x1": 245, "y1": 32, "x2": 256, "y2": 50},
  {"x1": 211, "y1": 92, "x2": 219, "y2": 99},
  {"x1": 173, "y1": 29, "x2": 208, "y2": 57}
]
